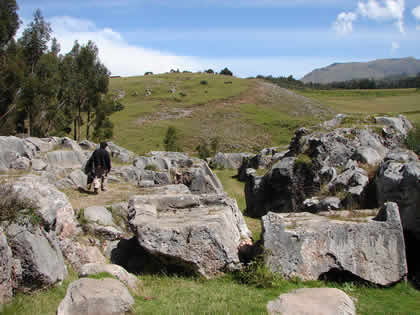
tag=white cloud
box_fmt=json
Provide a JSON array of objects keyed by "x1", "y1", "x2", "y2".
[
  {"x1": 49, "y1": 17, "x2": 206, "y2": 76},
  {"x1": 333, "y1": 12, "x2": 358, "y2": 35},
  {"x1": 391, "y1": 41, "x2": 400, "y2": 54},
  {"x1": 357, "y1": 0, "x2": 405, "y2": 33},
  {"x1": 413, "y1": 6, "x2": 420, "y2": 19}
]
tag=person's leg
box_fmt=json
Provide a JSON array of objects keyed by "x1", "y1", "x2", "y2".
[{"x1": 101, "y1": 174, "x2": 107, "y2": 191}]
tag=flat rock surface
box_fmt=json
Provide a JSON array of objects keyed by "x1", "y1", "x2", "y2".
[{"x1": 267, "y1": 288, "x2": 356, "y2": 315}]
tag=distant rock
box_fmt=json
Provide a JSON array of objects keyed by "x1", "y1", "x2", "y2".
[
  {"x1": 57, "y1": 278, "x2": 134, "y2": 315},
  {"x1": 267, "y1": 288, "x2": 356, "y2": 315},
  {"x1": 210, "y1": 152, "x2": 253, "y2": 169},
  {"x1": 263, "y1": 202, "x2": 407, "y2": 286}
]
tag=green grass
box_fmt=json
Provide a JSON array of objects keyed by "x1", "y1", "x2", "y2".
[
  {"x1": 214, "y1": 169, "x2": 261, "y2": 241},
  {"x1": 4, "y1": 271, "x2": 419, "y2": 315},
  {"x1": 298, "y1": 88, "x2": 420, "y2": 116}
]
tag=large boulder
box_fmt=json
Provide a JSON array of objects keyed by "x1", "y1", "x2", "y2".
[
  {"x1": 57, "y1": 278, "x2": 134, "y2": 315},
  {"x1": 83, "y1": 206, "x2": 126, "y2": 241},
  {"x1": 107, "y1": 142, "x2": 135, "y2": 163},
  {"x1": 6, "y1": 223, "x2": 68, "y2": 291},
  {"x1": 12, "y1": 176, "x2": 80, "y2": 239},
  {"x1": 0, "y1": 136, "x2": 36, "y2": 171},
  {"x1": 262, "y1": 202, "x2": 407, "y2": 286},
  {"x1": 128, "y1": 193, "x2": 252, "y2": 277},
  {"x1": 24, "y1": 137, "x2": 56, "y2": 153},
  {"x1": 267, "y1": 288, "x2": 356, "y2": 315},
  {"x1": 375, "y1": 115, "x2": 413, "y2": 136}
]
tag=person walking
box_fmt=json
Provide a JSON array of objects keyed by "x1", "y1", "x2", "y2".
[{"x1": 86, "y1": 141, "x2": 111, "y2": 193}]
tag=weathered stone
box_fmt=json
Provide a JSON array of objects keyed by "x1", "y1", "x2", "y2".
[
  {"x1": 84, "y1": 206, "x2": 115, "y2": 226},
  {"x1": 60, "y1": 239, "x2": 107, "y2": 272},
  {"x1": 31, "y1": 159, "x2": 48, "y2": 171},
  {"x1": 10, "y1": 156, "x2": 31, "y2": 170},
  {"x1": 375, "y1": 115, "x2": 412, "y2": 135},
  {"x1": 134, "y1": 156, "x2": 170, "y2": 171},
  {"x1": 108, "y1": 142, "x2": 135, "y2": 163},
  {"x1": 6, "y1": 223, "x2": 67, "y2": 291},
  {"x1": 78, "y1": 140, "x2": 97, "y2": 150},
  {"x1": 0, "y1": 227, "x2": 14, "y2": 304},
  {"x1": 12, "y1": 176, "x2": 80, "y2": 238},
  {"x1": 61, "y1": 137, "x2": 83, "y2": 152},
  {"x1": 263, "y1": 202, "x2": 407, "y2": 286},
  {"x1": 186, "y1": 162, "x2": 224, "y2": 194},
  {"x1": 267, "y1": 288, "x2": 356, "y2": 315},
  {"x1": 322, "y1": 113, "x2": 348, "y2": 129},
  {"x1": 57, "y1": 278, "x2": 134, "y2": 315},
  {"x1": 128, "y1": 193, "x2": 252, "y2": 277},
  {"x1": 384, "y1": 148, "x2": 419, "y2": 163},
  {"x1": 79, "y1": 263, "x2": 139, "y2": 290},
  {"x1": 46, "y1": 150, "x2": 86, "y2": 169},
  {"x1": 353, "y1": 146, "x2": 383, "y2": 165},
  {"x1": 0, "y1": 136, "x2": 35, "y2": 170},
  {"x1": 24, "y1": 137, "x2": 56, "y2": 153},
  {"x1": 68, "y1": 169, "x2": 88, "y2": 188},
  {"x1": 210, "y1": 152, "x2": 253, "y2": 169}
]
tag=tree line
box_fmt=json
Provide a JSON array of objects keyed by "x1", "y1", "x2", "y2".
[
  {"x1": 255, "y1": 73, "x2": 420, "y2": 91},
  {"x1": 0, "y1": 1, "x2": 120, "y2": 141}
]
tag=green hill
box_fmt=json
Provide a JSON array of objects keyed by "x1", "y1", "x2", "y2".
[{"x1": 109, "y1": 73, "x2": 330, "y2": 155}]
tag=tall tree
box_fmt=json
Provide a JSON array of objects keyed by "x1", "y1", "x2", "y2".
[{"x1": 0, "y1": 0, "x2": 19, "y2": 49}]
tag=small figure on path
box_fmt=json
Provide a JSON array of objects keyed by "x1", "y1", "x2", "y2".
[{"x1": 85, "y1": 141, "x2": 112, "y2": 194}]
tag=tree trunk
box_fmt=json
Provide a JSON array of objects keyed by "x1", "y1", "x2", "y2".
[
  {"x1": 86, "y1": 109, "x2": 91, "y2": 140},
  {"x1": 77, "y1": 103, "x2": 81, "y2": 142},
  {"x1": 73, "y1": 119, "x2": 77, "y2": 140}
]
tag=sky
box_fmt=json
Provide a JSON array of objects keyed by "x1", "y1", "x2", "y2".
[{"x1": 16, "y1": 0, "x2": 420, "y2": 79}]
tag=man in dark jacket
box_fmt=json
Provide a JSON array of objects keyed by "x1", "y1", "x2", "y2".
[{"x1": 86, "y1": 141, "x2": 111, "y2": 193}]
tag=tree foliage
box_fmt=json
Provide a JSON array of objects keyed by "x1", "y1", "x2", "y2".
[
  {"x1": 220, "y1": 67, "x2": 233, "y2": 76},
  {"x1": 164, "y1": 126, "x2": 182, "y2": 152},
  {"x1": 0, "y1": 0, "x2": 19, "y2": 49}
]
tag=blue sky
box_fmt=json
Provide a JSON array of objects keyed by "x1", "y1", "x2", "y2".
[{"x1": 16, "y1": 0, "x2": 420, "y2": 78}]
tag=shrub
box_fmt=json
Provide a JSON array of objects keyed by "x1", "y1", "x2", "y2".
[
  {"x1": 164, "y1": 126, "x2": 182, "y2": 152},
  {"x1": 196, "y1": 143, "x2": 211, "y2": 160},
  {"x1": 200, "y1": 80, "x2": 208, "y2": 85},
  {"x1": 204, "y1": 69, "x2": 214, "y2": 74},
  {"x1": 220, "y1": 67, "x2": 233, "y2": 76},
  {"x1": 294, "y1": 154, "x2": 312, "y2": 169},
  {"x1": 144, "y1": 164, "x2": 158, "y2": 172},
  {"x1": 233, "y1": 253, "x2": 281, "y2": 288},
  {"x1": 406, "y1": 124, "x2": 420, "y2": 154},
  {"x1": 0, "y1": 183, "x2": 40, "y2": 224}
]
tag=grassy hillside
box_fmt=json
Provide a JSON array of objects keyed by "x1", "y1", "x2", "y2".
[{"x1": 109, "y1": 73, "x2": 328, "y2": 155}]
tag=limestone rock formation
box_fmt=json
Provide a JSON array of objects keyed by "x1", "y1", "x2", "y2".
[
  {"x1": 6, "y1": 222, "x2": 68, "y2": 291},
  {"x1": 57, "y1": 278, "x2": 134, "y2": 315},
  {"x1": 210, "y1": 152, "x2": 253, "y2": 169},
  {"x1": 262, "y1": 202, "x2": 407, "y2": 286},
  {"x1": 60, "y1": 239, "x2": 107, "y2": 272},
  {"x1": 128, "y1": 193, "x2": 252, "y2": 277},
  {"x1": 267, "y1": 288, "x2": 356, "y2": 315},
  {"x1": 11, "y1": 176, "x2": 80, "y2": 239}
]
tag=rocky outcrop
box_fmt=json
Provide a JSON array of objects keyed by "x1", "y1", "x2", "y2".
[
  {"x1": 108, "y1": 142, "x2": 135, "y2": 163},
  {"x1": 46, "y1": 150, "x2": 86, "y2": 169},
  {"x1": 83, "y1": 206, "x2": 126, "y2": 241},
  {"x1": 128, "y1": 193, "x2": 252, "y2": 277},
  {"x1": 60, "y1": 239, "x2": 107, "y2": 272},
  {"x1": 245, "y1": 116, "x2": 412, "y2": 217},
  {"x1": 57, "y1": 278, "x2": 134, "y2": 315},
  {"x1": 267, "y1": 288, "x2": 356, "y2": 315},
  {"x1": 263, "y1": 202, "x2": 407, "y2": 286},
  {"x1": 79, "y1": 263, "x2": 139, "y2": 290},
  {"x1": 6, "y1": 222, "x2": 68, "y2": 291}
]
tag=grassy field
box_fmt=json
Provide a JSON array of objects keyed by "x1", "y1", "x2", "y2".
[
  {"x1": 108, "y1": 74, "x2": 322, "y2": 155},
  {"x1": 298, "y1": 88, "x2": 420, "y2": 121}
]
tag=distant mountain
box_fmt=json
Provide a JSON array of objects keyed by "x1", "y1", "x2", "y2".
[{"x1": 301, "y1": 57, "x2": 420, "y2": 84}]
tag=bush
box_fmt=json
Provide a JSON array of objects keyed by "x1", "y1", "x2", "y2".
[
  {"x1": 220, "y1": 67, "x2": 233, "y2": 76},
  {"x1": 200, "y1": 80, "x2": 208, "y2": 85},
  {"x1": 164, "y1": 126, "x2": 182, "y2": 152},
  {"x1": 406, "y1": 124, "x2": 420, "y2": 154},
  {"x1": 0, "y1": 183, "x2": 40, "y2": 224},
  {"x1": 145, "y1": 164, "x2": 158, "y2": 171},
  {"x1": 233, "y1": 253, "x2": 281, "y2": 288}
]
